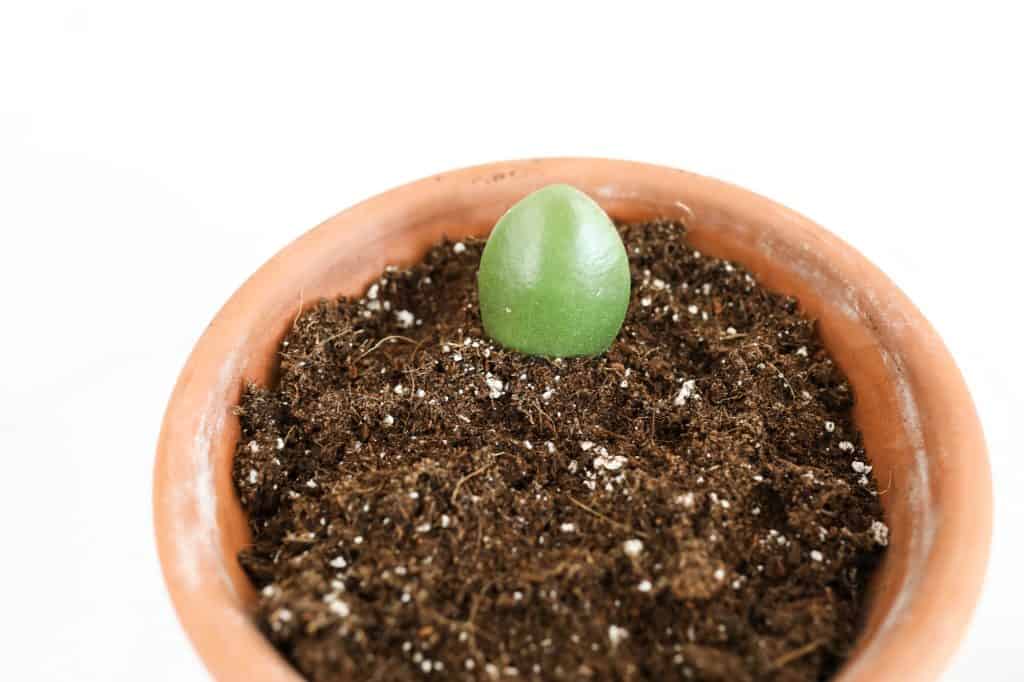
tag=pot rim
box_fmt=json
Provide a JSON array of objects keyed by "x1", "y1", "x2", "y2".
[{"x1": 154, "y1": 157, "x2": 991, "y2": 682}]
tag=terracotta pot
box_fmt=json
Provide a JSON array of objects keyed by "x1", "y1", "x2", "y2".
[{"x1": 154, "y1": 158, "x2": 991, "y2": 681}]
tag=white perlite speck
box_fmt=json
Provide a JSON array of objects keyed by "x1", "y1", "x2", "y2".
[
  {"x1": 560, "y1": 522, "x2": 576, "y2": 533},
  {"x1": 415, "y1": 388, "x2": 426, "y2": 398},
  {"x1": 276, "y1": 437, "x2": 285, "y2": 450},
  {"x1": 637, "y1": 580, "x2": 653, "y2": 593},
  {"x1": 324, "y1": 595, "x2": 350, "y2": 618},
  {"x1": 687, "y1": 304, "x2": 699, "y2": 315},
  {"x1": 838, "y1": 440, "x2": 855, "y2": 452},
  {"x1": 594, "y1": 451, "x2": 627, "y2": 471},
  {"x1": 579, "y1": 440, "x2": 595, "y2": 451},
  {"x1": 366, "y1": 283, "x2": 379, "y2": 300},
  {"x1": 796, "y1": 346, "x2": 808, "y2": 357},
  {"x1": 810, "y1": 550, "x2": 824, "y2": 562},
  {"x1": 870, "y1": 520, "x2": 890, "y2": 546},
  {"x1": 453, "y1": 242, "x2": 466, "y2": 254},
  {"x1": 640, "y1": 296, "x2": 652, "y2": 307},
  {"x1": 608, "y1": 625, "x2": 629, "y2": 647},
  {"x1": 394, "y1": 384, "x2": 406, "y2": 396},
  {"x1": 248, "y1": 469, "x2": 258, "y2": 484},
  {"x1": 852, "y1": 460, "x2": 872, "y2": 474},
  {"x1": 713, "y1": 568, "x2": 726, "y2": 581},
  {"x1": 395, "y1": 310, "x2": 415, "y2": 328},
  {"x1": 247, "y1": 440, "x2": 260, "y2": 454},
  {"x1": 485, "y1": 374, "x2": 505, "y2": 399},
  {"x1": 674, "y1": 379, "x2": 698, "y2": 406},
  {"x1": 623, "y1": 539, "x2": 644, "y2": 557},
  {"x1": 382, "y1": 414, "x2": 395, "y2": 427},
  {"x1": 271, "y1": 608, "x2": 293, "y2": 630},
  {"x1": 824, "y1": 420, "x2": 836, "y2": 433},
  {"x1": 329, "y1": 556, "x2": 347, "y2": 568}
]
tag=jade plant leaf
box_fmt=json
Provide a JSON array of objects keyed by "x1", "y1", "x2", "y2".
[{"x1": 478, "y1": 184, "x2": 631, "y2": 357}]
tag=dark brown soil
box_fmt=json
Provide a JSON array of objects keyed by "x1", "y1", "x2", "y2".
[{"x1": 232, "y1": 220, "x2": 888, "y2": 682}]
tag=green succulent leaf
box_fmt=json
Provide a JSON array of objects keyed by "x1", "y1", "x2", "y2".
[{"x1": 478, "y1": 184, "x2": 630, "y2": 358}]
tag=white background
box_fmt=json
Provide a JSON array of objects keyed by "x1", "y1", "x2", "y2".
[{"x1": 1, "y1": 2, "x2": 1020, "y2": 680}]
